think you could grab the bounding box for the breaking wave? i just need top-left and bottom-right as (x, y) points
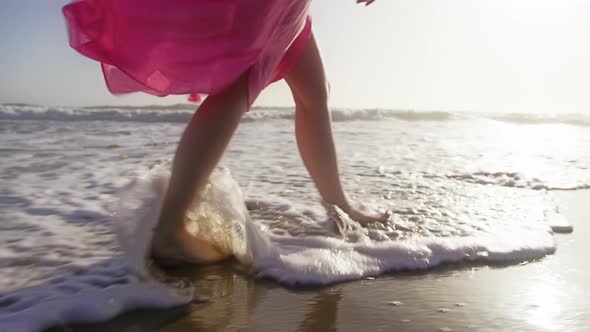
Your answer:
(2, 104), (589, 126)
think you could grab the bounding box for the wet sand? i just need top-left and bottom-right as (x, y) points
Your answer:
(49, 190), (589, 332)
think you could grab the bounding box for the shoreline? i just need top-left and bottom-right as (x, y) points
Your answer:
(47, 189), (589, 331)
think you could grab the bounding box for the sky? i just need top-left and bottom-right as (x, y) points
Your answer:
(0, 0), (589, 114)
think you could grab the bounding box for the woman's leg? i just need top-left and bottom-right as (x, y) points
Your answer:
(152, 73), (249, 264)
(285, 34), (388, 225)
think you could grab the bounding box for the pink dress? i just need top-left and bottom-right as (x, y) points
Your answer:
(63, 0), (312, 108)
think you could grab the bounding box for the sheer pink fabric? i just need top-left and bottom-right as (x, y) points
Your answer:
(63, 0), (312, 108)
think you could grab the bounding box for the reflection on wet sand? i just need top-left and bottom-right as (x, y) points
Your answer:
(45, 261), (265, 332)
(297, 290), (342, 332)
(45, 260), (345, 332)
(164, 263), (269, 331)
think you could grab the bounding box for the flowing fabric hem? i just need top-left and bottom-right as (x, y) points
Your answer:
(63, 1), (312, 111)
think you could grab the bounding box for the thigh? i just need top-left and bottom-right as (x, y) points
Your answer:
(285, 33), (329, 107)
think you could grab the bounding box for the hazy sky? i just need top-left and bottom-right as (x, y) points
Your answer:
(1, 0), (589, 113)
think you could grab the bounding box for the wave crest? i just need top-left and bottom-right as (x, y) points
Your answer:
(2, 104), (589, 126)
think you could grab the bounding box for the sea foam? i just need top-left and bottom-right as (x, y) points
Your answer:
(0, 166), (565, 331)
(1, 105), (584, 331)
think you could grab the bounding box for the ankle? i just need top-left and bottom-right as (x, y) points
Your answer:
(156, 211), (184, 233)
(322, 199), (352, 214)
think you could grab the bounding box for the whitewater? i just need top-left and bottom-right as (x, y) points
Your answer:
(1, 104), (589, 331)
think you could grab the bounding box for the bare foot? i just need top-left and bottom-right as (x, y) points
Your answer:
(346, 208), (390, 226)
(151, 217), (229, 266)
(324, 202), (390, 228)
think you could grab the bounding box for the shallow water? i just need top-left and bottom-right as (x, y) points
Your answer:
(0, 105), (588, 330)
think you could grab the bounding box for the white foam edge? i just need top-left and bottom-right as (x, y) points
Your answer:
(0, 276), (192, 332)
(547, 213), (573, 233)
(254, 227), (556, 285)
(0, 168), (194, 332)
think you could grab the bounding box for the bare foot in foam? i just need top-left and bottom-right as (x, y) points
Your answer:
(149, 176), (230, 267)
(346, 208), (390, 226)
(151, 222), (229, 267)
(325, 203), (390, 233)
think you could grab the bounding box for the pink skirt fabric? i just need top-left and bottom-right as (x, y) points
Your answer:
(63, 0), (312, 108)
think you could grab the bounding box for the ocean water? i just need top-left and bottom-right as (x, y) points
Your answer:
(1, 104), (589, 331)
